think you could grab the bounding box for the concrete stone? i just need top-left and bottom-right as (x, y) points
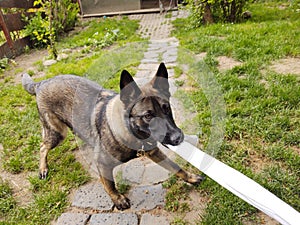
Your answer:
(140, 213), (170, 225)
(134, 70), (153, 78)
(115, 158), (171, 186)
(115, 159), (145, 185)
(149, 42), (169, 48)
(142, 163), (171, 185)
(72, 182), (114, 211)
(163, 47), (178, 56)
(56, 213), (90, 225)
(138, 63), (160, 70)
(57, 53), (69, 61)
(168, 68), (175, 77)
(134, 77), (151, 86)
(89, 213), (138, 225)
(128, 184), (166, 211)
(163, 55), (177, 64)
(141, 58), (159, 63)
(169, 79), (177, 95)
(144, 51), (159, 59)
(43, 59), (57, 66)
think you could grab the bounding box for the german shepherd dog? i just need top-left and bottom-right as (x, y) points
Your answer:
(22, 63), (203, 210)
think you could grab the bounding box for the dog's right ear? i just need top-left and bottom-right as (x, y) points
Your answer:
(120, 70), (142, 107)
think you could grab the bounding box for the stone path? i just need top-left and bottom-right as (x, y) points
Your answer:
(55, 10), (191, 225)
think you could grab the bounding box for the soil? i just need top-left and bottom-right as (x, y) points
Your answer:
(217, 55), (243, 72)
(269, 57), (300, 76)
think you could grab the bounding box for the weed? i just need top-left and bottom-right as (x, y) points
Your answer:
(0, 179), (16, 218)
(173, 66), (183, 78)
(175, 79), (185, 87)
(163, 175), (192, 213)
(115, 171), (131, 195)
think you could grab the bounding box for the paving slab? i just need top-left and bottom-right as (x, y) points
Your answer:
(114, 158), (145, 185)
(140, 213), (170, 225)
(114, 158), (170, 186)
(142, 162), (171, 185)
(138, 63), (160, 70)
(128, 184), (166, 211)
(90, 213), (138, 225)
(72, 182), (114, 211)
(56, 213), (90, 225)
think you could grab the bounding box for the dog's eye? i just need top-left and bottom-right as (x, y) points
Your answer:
(143, 113), (153, 121)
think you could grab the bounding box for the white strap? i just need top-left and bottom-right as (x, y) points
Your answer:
(166, 141), (300, 225)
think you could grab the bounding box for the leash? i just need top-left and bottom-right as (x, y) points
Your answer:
(166, 141), (300, 225)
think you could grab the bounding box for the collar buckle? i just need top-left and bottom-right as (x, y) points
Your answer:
(137, 144), (146, 157)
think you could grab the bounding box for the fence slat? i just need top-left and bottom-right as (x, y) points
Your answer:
(0, 10), (13, 49)
(0, 0), (35, 9)
(2, 12), (34, 32)
(0, 36), (31, 58)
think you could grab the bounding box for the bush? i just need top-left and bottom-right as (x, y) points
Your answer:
(187, 0), (249, 27)
(24, 0), (79, 49)
(24, 11), (50, 48)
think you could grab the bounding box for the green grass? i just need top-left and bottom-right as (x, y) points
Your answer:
(168, 1), (300, 224)
(0, 16), (143, 224)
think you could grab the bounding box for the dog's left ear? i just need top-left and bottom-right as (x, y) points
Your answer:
(150, 63), (170, 97)
(120, 70), (142, 107)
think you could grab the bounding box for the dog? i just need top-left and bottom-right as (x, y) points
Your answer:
(22, 63), (203, 210)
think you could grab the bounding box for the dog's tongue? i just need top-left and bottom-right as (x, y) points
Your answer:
(165, 141), (300, 225)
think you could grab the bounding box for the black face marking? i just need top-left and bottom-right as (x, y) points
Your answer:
(128, 96), (183, 146)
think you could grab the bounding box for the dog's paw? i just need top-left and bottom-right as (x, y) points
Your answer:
(39, 169), (48, 180)
(187, 173), (205, 185)
(114, 195), (131, 210)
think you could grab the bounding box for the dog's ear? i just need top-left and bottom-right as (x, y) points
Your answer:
(120, 70), (142, 107)
(151, 63), (170, 97)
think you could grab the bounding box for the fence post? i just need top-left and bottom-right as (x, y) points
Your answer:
(0, 9), (14, 49)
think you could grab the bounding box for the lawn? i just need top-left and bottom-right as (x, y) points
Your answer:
(0, 1), (299, 224)
(169, 0), (300, 224)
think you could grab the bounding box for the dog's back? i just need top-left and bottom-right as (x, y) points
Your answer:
(22, 74), (116, 142)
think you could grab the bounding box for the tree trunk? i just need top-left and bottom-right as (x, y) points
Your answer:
(203, 3), (214, 24)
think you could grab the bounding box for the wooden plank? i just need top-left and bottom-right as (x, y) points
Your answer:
(81, 7), (177, 17)
(3, 12), (34, 32)
(141, 0), (158, 9)
(0, 42), (14, 58)
(0, 0), (35, 9)
(0, 36), (31, 58)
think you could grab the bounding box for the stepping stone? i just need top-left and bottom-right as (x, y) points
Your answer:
(128, 184), (166, 211)
(56, 213), (90, 225)
(90, 213), (138, 225)
(43, 59), (57, 66)
(140, 213), (169, 225)
(138, 63), (160, 70)
(114, 158), (171, 186)
(72, 182), (114, 211)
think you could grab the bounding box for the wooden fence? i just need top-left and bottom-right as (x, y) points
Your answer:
(0, 0), (35, 58)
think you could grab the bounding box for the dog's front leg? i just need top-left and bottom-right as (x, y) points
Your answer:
(99, 166), (131, 210)
(146, 148), (204, 185)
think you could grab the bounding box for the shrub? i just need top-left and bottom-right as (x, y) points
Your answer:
(187, 0), (249, 27)
(24, 0), (79, 49)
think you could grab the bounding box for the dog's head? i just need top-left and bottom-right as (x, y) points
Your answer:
(120, 63), (184, 146)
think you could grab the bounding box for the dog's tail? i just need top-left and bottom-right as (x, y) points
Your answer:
(22, 73), (37, 95)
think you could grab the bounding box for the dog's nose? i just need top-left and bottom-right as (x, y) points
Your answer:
(170, 131), (184, 145)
